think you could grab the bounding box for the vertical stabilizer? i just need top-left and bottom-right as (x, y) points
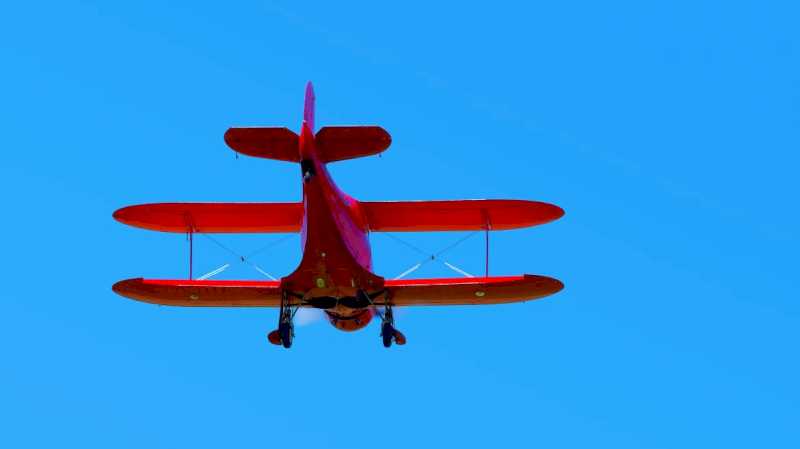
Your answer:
(304, 81), (315, 132)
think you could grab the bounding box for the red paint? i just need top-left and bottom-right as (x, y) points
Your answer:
(112, 82), (565, 335)
(112, 199), (562, 233)
(112, 274), (563, 308)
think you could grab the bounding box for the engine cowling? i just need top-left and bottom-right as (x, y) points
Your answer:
(326, 308), (373, 332)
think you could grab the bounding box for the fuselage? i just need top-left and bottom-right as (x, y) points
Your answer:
(280, 122), (383, 331)
(110, 82), (565, 347)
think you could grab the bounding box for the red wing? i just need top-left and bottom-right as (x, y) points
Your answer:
(113, 202), (303, 233)
(113, 275), (562, 308)
(383, 275), (563, 306)
(361, 199), (564, 232)
(113, 278), (283, 307)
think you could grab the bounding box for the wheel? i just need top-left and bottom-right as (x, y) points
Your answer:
(381, 322), (395, 348)
(279, 321), (293, 348)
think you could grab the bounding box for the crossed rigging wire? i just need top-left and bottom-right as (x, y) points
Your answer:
(367, 140), (481, 280)
(194, 233), (294, 280)
(191, 231), (478, 281)
(382, 231), (479, 279)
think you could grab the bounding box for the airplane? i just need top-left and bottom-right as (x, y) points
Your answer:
(112, 82), (565, 349)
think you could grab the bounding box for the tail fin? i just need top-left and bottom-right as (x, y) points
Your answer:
(304, 81), (315, 132)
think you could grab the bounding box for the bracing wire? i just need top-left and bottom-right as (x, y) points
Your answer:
(196, 233), (293, 280)
(383, 231), (480, 279)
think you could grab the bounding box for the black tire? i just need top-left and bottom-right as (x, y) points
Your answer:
(381, 322), (394, 348)
(279, 322), (293, 349)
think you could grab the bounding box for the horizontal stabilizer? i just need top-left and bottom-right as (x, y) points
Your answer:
(315, 126), (391, 162)
(361, 199), (564, 232)
(384, 274), (563, 306)
(223, 126), (390, 163)
(113, 202), (303, 233)
(113, 278), (283, 307)
(224, 127), (300, 161)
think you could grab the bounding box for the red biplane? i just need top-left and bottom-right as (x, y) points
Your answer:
(112, 83), (564, 348)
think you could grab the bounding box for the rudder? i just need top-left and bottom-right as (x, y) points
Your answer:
(304, 81), (315, 131)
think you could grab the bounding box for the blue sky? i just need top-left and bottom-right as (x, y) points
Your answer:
(1, 1), (798, 447)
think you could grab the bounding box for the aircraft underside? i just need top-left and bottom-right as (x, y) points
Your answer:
(111, 82), (564, 349)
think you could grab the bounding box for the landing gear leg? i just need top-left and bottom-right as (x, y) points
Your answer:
(268, 291), (295, 348)
(380, 304), (406, 348)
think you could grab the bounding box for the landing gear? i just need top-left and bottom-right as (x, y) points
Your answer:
(278, 320), (293, 348)
(379, 305), (406, 348)
(381, 321), (394, 348)
(355, 289), (406, 348)
(268, 291), (295, 349)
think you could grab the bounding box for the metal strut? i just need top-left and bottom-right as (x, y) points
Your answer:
(483, 210), (492, 278)
(485, 227), (489, 278)
(383, 303), (394, 326)
(184, 212), (195, 281)
(188, 229), (194, 280)
(386, 231), (479, 280)
(276, 290), (295, 348)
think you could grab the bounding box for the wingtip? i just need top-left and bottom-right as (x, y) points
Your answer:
(552, 203), (566, 220)
(112, 205), (144, 228)
(533, 200), (566, 224)
(112, 206), (128, 224)
(112, 277), (144, 297)
(522, 274), (565, 295)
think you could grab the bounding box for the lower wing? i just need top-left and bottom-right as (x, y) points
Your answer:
(112, 275), (562, 307)
(112, 278), (283, 307)
(383, 275), (563, 306)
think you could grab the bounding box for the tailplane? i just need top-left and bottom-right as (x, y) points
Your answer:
(224, 82), (391, 162)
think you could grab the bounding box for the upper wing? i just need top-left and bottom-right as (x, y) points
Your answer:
(113, 278), (283, 307)
(361, 199), (564, 232)
(113, 202), (303, 233)
(383, 274), (563, 306)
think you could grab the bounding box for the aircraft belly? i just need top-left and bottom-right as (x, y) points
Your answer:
(281, 177), (383, 294)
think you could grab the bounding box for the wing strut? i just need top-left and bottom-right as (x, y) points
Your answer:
(184, 212), (196, 280)
(188, 229), (194, 280)
(483, 209), (491, 278)
(484, 227), (489, 278)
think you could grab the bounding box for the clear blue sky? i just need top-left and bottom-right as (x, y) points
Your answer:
(1, 1), (798, 447)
